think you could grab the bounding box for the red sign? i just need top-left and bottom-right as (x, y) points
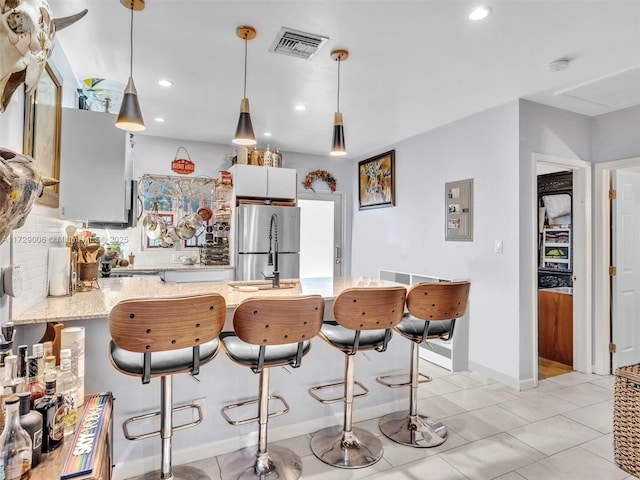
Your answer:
(171, 158), (195, 175)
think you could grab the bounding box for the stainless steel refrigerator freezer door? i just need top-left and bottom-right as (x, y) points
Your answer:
(236, 253), (300, 281)
(236, 205), (300, 253)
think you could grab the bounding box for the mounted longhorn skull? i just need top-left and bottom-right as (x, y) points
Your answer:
(0, 0), (87, 112)
(0, 147), (58, 245)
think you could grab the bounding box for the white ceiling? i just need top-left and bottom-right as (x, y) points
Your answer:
(48, 0), (640, 159)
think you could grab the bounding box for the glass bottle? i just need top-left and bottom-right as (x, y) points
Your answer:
(33, 377), (64, 453)
(16, 346), (27, 386)
(42, 343), (53, 362)
(17, 392), (41, 469)
(30, 345), (43, 385)
(0, 395), (32, 479)
(4, 356), (24, 394)
(57, 350), (77, 437)
(25, 358), (44, 408)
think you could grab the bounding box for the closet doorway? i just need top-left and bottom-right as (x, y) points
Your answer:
(533, 153), (592, 381)
(537, 168), (573, 379)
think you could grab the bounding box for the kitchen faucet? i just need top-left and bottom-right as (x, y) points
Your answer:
(263, 213), (280, 287)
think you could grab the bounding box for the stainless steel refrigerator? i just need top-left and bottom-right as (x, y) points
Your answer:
(235, 205), (300, 281)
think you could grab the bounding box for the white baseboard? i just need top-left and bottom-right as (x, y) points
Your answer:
(468, 361), (532, 391)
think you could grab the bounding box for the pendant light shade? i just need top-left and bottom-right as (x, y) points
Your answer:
(331, 112), (346, 156)
(233, 26), (257, 146)
(116, 0), (145, 131)
(116, 77), (145, 131)
(330, 49), (349, 156)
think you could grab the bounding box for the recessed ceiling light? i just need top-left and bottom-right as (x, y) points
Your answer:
(264, 132), (272, 137)
(547, 59), (571, 72)
(154, 117), (165, 123)
(294, 104), (307, 111)
(158, 79), (173, 87)
(468, 6), (491, 21)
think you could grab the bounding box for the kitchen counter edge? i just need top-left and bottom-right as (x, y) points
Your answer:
(11, 276), (400, 325)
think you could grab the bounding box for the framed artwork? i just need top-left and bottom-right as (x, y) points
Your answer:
(358, 150), (395, 210)
(445, 178), (473, 241)
(23, 62), (62, 208)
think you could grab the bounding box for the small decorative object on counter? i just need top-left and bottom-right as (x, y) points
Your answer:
(26, 357), (45, 407)
(33, 357), (65, 453)
(58, 349), (77, 437)
(17, 392), (42, 468)
(0, 395), (32, 479)
(60, 327), (85, 407)
(128, 253), (135, 267)
(60, 393), (113, 480)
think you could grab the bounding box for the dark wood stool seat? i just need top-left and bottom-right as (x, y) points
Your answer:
(220, 295), (325, 480)
(378, 281), (470, 448)
(108, 293), (226, 480)
(309, 286), (406, 469)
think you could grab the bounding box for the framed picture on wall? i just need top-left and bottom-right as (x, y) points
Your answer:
(23, 61), (62, 208)
(358, 150), (395, 210)
(445, 178), (473, 241)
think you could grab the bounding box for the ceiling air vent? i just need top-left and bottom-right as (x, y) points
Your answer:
(269, 27), (329, 61)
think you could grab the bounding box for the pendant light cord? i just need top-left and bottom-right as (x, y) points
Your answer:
(336, 56), (341, 113)
(129, 3), (134, 77)
(243, 34), (248, 98)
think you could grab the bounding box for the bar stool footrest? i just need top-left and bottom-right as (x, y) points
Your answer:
(123, 403), (203, 441)
(308, 380), (369, 404)
(221, 394), (290, 426)
(376, 372), (431, 388)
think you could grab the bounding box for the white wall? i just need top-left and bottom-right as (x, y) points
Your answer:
(518, 100), (592, 383)
(591, 105), (640, 163)
(350, 101), (522, 385)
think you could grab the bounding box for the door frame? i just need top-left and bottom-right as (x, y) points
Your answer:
(297, 190), (345, 277)
(594, 156), (640, 375)
(532, 153), (592, 379)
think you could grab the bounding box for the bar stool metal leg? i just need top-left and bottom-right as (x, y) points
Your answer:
(221, 368), (302, 479)
(310, 355), (383, 468)
(378, 342), (447, 447)
(161, 375), (173, 479)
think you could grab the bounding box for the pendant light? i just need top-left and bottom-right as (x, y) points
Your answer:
(116, 0), (145, 131)
(233, 26), (257, 146)
(330, 49), (349, 156)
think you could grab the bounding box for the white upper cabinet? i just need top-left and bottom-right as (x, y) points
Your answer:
(230, 164), (297, 200)
(59, 109), (129, 222)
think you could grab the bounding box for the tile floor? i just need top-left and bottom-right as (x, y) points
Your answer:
(128, 362), (639, 480)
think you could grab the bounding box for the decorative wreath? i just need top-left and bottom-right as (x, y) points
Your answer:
(302, 170), (337, 192)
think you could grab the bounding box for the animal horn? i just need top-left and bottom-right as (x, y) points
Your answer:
(53, 9), (88, 31)
(42, 177), (60, 187)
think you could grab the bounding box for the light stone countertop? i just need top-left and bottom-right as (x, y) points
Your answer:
(11, 276), (399, 325)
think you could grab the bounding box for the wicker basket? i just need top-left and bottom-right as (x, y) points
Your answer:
(614, 364), (640, 476)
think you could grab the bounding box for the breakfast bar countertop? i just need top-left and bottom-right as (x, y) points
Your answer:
(11, 276), (397, 324)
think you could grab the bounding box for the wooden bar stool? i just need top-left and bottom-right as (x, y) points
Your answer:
(378, 281), (470, 447)
(219, 295), (325, 480)
(309, 286), (406, 469)
(109, 293), (226, 480)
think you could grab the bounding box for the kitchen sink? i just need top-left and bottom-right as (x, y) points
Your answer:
(228, 280), (299, 291)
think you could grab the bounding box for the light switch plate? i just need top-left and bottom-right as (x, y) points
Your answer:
(494, 240), (503, 253)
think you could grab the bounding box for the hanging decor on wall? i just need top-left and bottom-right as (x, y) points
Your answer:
(170, 146), (195, 175)
(302, 170), (337, 192)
